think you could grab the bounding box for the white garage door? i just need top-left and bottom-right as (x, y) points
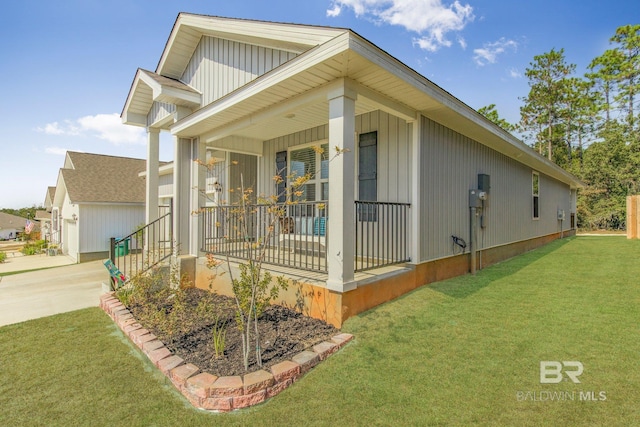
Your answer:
(64, 219), (78, 262)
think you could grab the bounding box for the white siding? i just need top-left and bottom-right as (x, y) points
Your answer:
(60, 193), (79, 258)
(147, 101), (175, 127)
(182, 36), (298, 106)
(419, 116), (573, 262)
(65, 219), (78, 261)
(158, 174), (174, 198)
(78, 204), (145, 253)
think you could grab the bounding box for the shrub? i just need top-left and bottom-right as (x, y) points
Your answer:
(21, 240), (47, 256)
(0, 251), (6, 263)
(115, 267), (221, 344)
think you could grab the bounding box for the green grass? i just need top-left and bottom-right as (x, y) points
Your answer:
(1, 236), (638, 426)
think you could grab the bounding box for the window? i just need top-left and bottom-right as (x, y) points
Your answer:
(532, 172), (540, 219)
(358, 131), (378, 221)
(288, 142), (329, 202)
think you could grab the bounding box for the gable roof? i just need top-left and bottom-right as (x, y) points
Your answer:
(122, 14), (346, 128)
(157, 13), (347, 80)
(43, 186), (56, 210)
(123, 13), (583, 190)
(54, 152), (147, 205)
(0, 212), (27, 231)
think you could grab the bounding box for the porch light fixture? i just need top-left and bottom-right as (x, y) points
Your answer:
(72, 214), (78, 221)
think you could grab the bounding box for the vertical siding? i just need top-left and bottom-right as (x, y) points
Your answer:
(259, 110), (411, 202)
(147, 101), (176, 127)
(79, 204), (145, 253)
(158, 174), (174, 198)
(419, 116), (573, 262)
(182, 36), (298, 105)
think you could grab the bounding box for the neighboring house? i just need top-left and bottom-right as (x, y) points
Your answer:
(45, 152), (147, 262)
(0, 212), (27, 240)
(42, 186), (57, 242)
(34, 209), (50, 240)
(122, 14), (583, 327)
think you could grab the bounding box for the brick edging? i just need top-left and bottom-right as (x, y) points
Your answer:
(99, 292), (353, 412)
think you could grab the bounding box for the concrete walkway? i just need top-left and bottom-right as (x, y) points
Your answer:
(0, 252), (76, 274)
(0, 257), (109, 327)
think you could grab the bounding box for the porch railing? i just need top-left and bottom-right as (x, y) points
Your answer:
(202, 200), (410, 274)
(110, 205), (173, 283)
(355, 201), (411, 272)
(202, 201), (328, 273)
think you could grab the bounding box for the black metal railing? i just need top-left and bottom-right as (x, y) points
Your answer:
(355, 201), (411, 272)
(110, 205), (173, 283)
(202, 201), (328, 273)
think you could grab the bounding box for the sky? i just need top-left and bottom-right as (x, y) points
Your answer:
(0, 0), (636, 209)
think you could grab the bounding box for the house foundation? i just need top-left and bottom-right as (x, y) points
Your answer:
(195, 231), (574, 328)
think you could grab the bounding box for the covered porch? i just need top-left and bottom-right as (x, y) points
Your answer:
(126, 29), (431, 297)
(170, 75), (420, 293)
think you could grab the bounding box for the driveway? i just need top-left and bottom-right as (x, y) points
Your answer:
(0, 258), (109, 327)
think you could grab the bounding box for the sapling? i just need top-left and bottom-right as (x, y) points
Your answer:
(199, 145), (346, 371)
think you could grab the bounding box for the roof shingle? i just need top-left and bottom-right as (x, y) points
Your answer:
(62, 152), (147, 204)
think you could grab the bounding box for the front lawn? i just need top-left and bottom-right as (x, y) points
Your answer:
(1, 236), (638, 426)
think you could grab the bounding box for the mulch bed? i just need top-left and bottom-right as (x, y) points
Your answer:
(127, 288), (338, 376)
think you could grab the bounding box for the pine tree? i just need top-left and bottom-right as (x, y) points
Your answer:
(520, 49), (576, 162)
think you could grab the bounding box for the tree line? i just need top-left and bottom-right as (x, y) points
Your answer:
(0, 206), (45, 220)
(480, 24), (639, 230)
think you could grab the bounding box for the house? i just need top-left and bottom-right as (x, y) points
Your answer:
(44, 151), (147, 262)
(121, 13), (583, 327)
(0, 212), (29, 240)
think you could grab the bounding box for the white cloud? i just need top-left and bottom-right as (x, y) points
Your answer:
(508, 67), (522, 78)
(326, 4), (342, 17)
(457, 36), (467, 50)
(327, 0), (474, 52)
(39, 120), (80, 136)
(473, 37), (518, 66)
(37, 113), (145, 145)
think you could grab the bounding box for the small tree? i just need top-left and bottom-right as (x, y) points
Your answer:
(198, 145), (345, 371)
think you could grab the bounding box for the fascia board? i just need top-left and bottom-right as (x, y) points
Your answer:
(171, 32), (352, 136)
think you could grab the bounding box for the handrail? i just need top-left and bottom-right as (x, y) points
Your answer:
(355, 201), (411, 272)
(109, 205), (173, 285)
(202, 201), (328, 273)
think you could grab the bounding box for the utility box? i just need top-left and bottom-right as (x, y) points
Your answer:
(478, 174), (490, 194)
(469, 189), (485, 208)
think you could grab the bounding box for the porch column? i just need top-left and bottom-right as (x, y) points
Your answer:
(189, 138), (206, 255)
(326, 83), (357, 292)
(145, 128), (160, 225)
(410, 113), (422, 264)
(172, 107), (192, 256)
